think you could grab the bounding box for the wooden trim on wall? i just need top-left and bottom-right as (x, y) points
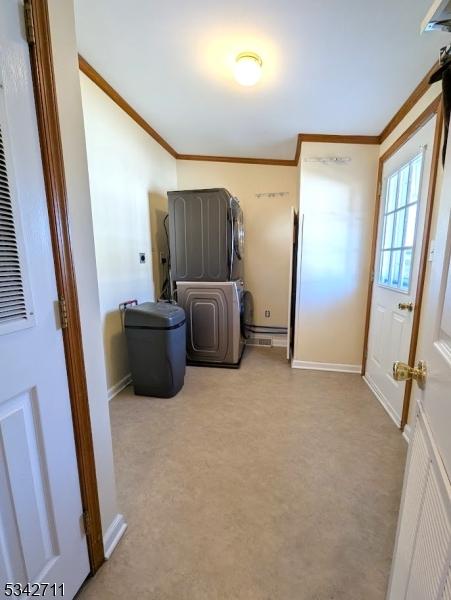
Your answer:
(293, 134), (302, 165)
(175, 133), (380, 166)
(79, 55), (178, 158)
(78, 55), (439, 166)
(360, 96), (443, 431)
(379, 61), (440, 144)
(27, 0), (104, 573)
(298, 133), (380, 145)
(400, 101), (443, 429)
(175, 153), (297, 166)
(78, 55), (382, 166)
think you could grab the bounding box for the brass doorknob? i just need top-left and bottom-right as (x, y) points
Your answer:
(398, 302), (414, 311)
(393, 360), (427, 389)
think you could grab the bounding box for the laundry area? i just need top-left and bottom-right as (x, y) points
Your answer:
(2, 0), (451, 598)
(71, 0), (451, 592)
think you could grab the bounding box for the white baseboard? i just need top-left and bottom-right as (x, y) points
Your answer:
(103, 513), (127, 559)
(108, 373), (132, 401)
(291, 360), (361, 373)
(402, 424), (412, 443)
(363, 375), (402, 428)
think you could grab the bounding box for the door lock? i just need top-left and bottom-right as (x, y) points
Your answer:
(392, 360), (427, 389)
(398, 302), (414, 311)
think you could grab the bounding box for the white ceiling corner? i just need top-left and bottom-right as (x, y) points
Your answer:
(74, 0), (450, 159)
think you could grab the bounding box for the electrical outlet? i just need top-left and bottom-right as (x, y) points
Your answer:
(265, 310), (271, 318)
(139, 252), (146, 264)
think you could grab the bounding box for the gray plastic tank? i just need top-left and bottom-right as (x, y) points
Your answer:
(124, 302), (186, 398)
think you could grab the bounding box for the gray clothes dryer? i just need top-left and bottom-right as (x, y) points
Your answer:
(176, 280), (245, 366)
(168, 188), (244, 282)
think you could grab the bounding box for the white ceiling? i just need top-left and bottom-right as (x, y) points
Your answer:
(74, 0), (450, 159)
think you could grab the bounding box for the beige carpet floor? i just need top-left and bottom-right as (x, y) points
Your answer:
(78, 347), (407, 600)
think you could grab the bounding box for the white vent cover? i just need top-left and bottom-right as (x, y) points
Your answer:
(0, 94), (33, 335)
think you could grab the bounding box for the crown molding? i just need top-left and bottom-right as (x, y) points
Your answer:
(79, 54), (439, 166)
(298, 134), (380, 145)
(175, 153), (297, 166)
(78, 55), (178, 158)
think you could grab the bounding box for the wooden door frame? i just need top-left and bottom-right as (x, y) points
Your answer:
(25, 0), (104, 573)
(361, 95), (443, 431)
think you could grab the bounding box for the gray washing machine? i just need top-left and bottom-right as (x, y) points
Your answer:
(176, 280), (245, 366)
(168, 188), (244, 282)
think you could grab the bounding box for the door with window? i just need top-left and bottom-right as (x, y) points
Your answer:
(0, 1), (90, 597)
(365, 116), (436, 426)
(387, 121), (451, 600)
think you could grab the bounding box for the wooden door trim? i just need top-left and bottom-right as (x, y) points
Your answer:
(361, 95), (443, 431)
(26, 0), (104, 573)
(400, 102), (443, 429)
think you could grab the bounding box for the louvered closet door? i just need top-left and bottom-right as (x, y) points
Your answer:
(387, 411), (451, 599)
(0, 2), (89, 598)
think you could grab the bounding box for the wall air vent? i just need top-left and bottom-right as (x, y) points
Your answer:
(0, 91), (33, 335)
(246, 337), (272, 347)
(422, 0), (451, 32)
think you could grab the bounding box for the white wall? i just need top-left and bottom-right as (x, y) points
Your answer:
(79, 74), (177, 394)
(380, 83), (442, 155)
(293, 143), (379, 370)
(176, 161), (299, 327)
(47, 0), (122, 552)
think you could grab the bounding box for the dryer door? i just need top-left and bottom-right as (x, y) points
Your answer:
(231, 199), (244, 279)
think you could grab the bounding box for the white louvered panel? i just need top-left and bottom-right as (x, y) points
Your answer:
(442, 567), (451, 600)
(388, 419), (431, 599)
(405, 461), (450, 599)
(0, 93), (33, 335)
(388, 409), (451, 600)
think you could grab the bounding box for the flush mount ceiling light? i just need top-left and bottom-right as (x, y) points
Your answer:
(234, 52), (263, 86)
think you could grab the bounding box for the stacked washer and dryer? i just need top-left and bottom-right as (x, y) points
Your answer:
(167, 188), (248, 367)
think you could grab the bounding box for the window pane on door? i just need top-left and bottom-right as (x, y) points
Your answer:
(377, 150), (424, 292)
(405, 204), (418, 247)
(400, 249), (412, 291)
(387, 174), (398, 213)
(380, 250), (391, 285)
(397, 164), (410, 208)
(393, 208), (406, 248)
(408, 155), (422, 205)
(383, 213), (395, 249)
(390, 250), (402, 286)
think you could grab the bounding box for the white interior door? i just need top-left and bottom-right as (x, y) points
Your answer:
(387, 122), (451, 600)
(365, 116), (436, 426)
(0, 2), (90, 598)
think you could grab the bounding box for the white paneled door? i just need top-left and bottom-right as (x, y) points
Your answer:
(365, 116), (436, 426)
(0, 2), (89, 598)
(387, 127), (451, 599)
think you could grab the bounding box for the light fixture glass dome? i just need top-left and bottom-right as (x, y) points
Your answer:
(234, 52), (262, 86)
